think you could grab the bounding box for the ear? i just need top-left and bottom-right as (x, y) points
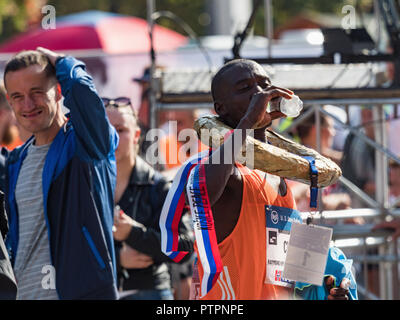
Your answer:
(55, 83), (62, 101)
(214, 101), (228, 117)
(134, 127), (141, 145)
(5, 93), (14, 109)
(309, 126), (320, 143)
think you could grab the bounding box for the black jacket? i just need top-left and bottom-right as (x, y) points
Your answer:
(0, 190), (17, 299)
(115, 156), (194, 291)
(0, 150), (17, 299)
(0, 147), (7, 194)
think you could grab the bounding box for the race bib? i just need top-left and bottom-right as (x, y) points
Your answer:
(265, 205), (302, 288)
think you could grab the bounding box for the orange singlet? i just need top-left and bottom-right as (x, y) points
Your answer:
(194, 163), (297, 300)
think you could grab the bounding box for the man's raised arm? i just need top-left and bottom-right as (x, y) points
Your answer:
(202, 88), (290, 206)
(37, 47), (117, 160)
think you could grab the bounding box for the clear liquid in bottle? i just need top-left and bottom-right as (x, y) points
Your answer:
(279, 95), (303, 117)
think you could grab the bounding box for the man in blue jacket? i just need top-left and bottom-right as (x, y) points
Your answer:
(2, 47), (119, 299)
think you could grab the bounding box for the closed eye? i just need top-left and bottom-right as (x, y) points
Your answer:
(32, 90), (44, 94)
(238, 84), (251, 91)
(10, 94), (23, 101)
(236, 81), (253, 92)
(259, 80), (271, 89)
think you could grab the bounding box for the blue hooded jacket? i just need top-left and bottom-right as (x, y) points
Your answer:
(5, 56), (119, 299)
(294, 246), (358, 300)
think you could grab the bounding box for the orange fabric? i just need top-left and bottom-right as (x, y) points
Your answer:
(1, 136), (23, 151)
(195, 164), (296, 300)
(159, 135), (208, 169)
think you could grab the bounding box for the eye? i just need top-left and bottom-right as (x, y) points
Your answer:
(11, 94), (23, 101)
(237, 83), (252, 91)
(116, 127), (130, 134)
(31, 90), (44, 96)
(260, 81), (271, 89)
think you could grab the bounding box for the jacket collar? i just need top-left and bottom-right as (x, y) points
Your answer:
(129, 156), (156, 186)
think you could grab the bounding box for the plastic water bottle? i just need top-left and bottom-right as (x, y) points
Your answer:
(279, 95), (303, 117)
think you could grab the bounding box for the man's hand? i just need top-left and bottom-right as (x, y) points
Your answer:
(119, 243), (154, 269)
(242, 86), (293, 129)
(36, 47), (64, 66)
(372, 219), (400, 240)
(325, 276), (350, 300)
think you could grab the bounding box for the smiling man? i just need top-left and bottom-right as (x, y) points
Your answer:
(2, 48), (119, 299)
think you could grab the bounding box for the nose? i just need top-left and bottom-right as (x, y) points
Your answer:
(22, 96), (36, 111)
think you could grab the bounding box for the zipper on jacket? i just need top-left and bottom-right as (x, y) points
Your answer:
(82, 226), (106, 269)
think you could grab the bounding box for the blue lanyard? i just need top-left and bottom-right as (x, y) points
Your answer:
(303, 156), (318, 224)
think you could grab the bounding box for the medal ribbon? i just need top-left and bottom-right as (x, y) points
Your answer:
(186, 161), (223, 297)
(160, 150), (223, 297)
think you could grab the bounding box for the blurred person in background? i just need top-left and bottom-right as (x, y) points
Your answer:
(0, 84), (10, 192)
(389, 157), (400, 207)
(372, 157), (400, 248)
(158, 109), (208, 179)
(133, 66), (151, 131)
(0, 190), (17, 299)
(0, 84), (17, 296)
(0, 88), (21, 300)
(132, 67), (198, 299)
(0, 83), (25, 151)
(105, 97), (194, 300)
(342, 107), (391, 297)
(288, 108), (353, 214)
(133, 66), (164, 158)
(341, 107), (377, 205)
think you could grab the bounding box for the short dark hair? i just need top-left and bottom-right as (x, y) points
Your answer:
(3, 50), (56, 87)
(211, 59), (264, 103)
(296, 111), (329, 140)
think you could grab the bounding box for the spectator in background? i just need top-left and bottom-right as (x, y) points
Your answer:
(0, 190), (17, 299)
(289, 109), (352, 213)
(380, 45), (400, 157)
(105, 97), (194, 300)
(0, 84), (10, 192)
(133, 67), (197, 299)
(158, 109), (208, 179)
(389, 157), (400, 207)
(0, 82), (17, 296)
(388, 105), (400, 157)
(294, 107), (342, 165)
(0, 148), (6, 194)
(133, 66), (152, 131)
(372, 157), (400, 241)
(0, 83), (25, 150)
(341, 107), (376, 204)
(133, 66), (164, 158)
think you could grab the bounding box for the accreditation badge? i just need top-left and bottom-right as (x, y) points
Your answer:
(265, 205), (302, 288)
(283, 222), (332, 286)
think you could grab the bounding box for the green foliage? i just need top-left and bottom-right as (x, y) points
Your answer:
(0, 0), (28, 42)
(45, 0), (206, 36)
(252, 0), (347, 35)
